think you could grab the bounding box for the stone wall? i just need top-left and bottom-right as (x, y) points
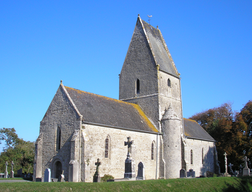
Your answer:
(82, 123), (159, 182)
(158, 71), (182, 120)
(38, 85), (81, 181)
(184, 138), (215, 177)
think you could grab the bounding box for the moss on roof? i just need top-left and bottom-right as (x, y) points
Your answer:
(65, 86), (158, 133)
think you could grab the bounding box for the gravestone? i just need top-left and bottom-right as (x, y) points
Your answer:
(4, 161), (8, 178)
(136, 162), (145, 180)
(243, 156), (250, 176)
(10, 161), (14, 178)
(187, 169), (195, 177)
(93, 159), (101, 182)
(44, 168), (51, 182)
(17, 168), (22, 177)
(180, 169), (186, 178)
(124, 137), (136, 179)
(228, 163), (234, 175)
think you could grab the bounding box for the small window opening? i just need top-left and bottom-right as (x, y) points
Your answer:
(202, 148), (204, 164)
(190, 149), (193, 164)
(56, 126), (61, 151)
(151, 142), (154, 160)
(105, 137), (109, 158)
(136, 79), (140, 94)
(168, 79), (171, 87)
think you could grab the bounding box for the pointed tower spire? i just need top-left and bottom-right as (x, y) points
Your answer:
(162, 105), (179, 121)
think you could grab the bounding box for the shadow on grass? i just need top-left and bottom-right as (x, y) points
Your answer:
(223, 177), (252, 192)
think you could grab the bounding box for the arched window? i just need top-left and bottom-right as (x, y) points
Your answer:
(56, 126), (61, 151)
(105, 135), (110, 158)
(190, 149), (193, 164)
(168, 78), (171, 87)
(151, 141), (155, 160)
(202, 148), (204, 164)
(136, 79), (140, 94)
(105, 138), (109, 158)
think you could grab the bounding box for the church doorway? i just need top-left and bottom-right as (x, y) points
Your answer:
(54, 161), (62, 179)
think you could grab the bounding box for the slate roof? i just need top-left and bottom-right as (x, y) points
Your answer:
(140, 17), (179, 77)
(184, 118), (215, 142)
(64, 86), (158, 134)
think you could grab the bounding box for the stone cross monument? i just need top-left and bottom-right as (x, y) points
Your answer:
(60, 170), (65, 182)
(243, 156), (250, 176)
(224, 152), (227, 174)
(124, 137), (135, 179)
(223, 152), (230, 177)
(93, 158), (101, 182)
(11, 161), (14, 178)
(4, 161), (8, 178)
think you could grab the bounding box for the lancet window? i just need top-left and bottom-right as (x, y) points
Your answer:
(151, 141), (155, 160)
(136, 79), (140, 94)
(56, 126), (61, 151)
(202, 148), (204, 164)
(168, 78), (171, 87)
(105, 135), (110, 158)
(190, 149), (193, 164)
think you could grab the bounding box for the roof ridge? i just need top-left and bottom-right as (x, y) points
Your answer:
(61, 84), (83, 119)
(64, 86), (141, 108)
(138, 16), (159, 68)
(183, 118), (197, 123)
(157, 28), (180, 76)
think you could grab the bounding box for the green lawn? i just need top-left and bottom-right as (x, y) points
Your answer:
(0, 177), (24, 180)
(0, 177), (252, 192)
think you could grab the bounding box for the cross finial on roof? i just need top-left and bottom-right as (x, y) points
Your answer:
(147, 15), (152, 24)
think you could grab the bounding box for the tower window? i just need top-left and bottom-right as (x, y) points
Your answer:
(56, 126), (61, 151)
(136, 79), (140, 94)
(168, 79), (171, 87)
(190, 149), (193, 164)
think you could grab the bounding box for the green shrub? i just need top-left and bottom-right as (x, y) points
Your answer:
(101, 174), (114, 182)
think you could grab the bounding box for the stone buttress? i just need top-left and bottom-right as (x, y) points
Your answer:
(33, 133), (43, 181)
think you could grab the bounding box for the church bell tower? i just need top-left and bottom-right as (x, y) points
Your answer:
(119, 15), (183, 178)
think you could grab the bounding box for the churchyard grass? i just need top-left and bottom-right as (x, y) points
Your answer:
(0, 177), (23, 180)
(0, 176), (252, 192)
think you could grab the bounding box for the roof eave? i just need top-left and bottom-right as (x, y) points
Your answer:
(82, 121), (159, 135)
(185, 135), (216, 142)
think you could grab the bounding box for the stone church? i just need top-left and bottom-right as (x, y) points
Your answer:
(33, 15), (219, 182)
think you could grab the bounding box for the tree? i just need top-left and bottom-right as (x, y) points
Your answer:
(190, 103), (238, 172)
(190, 101), (252, 172)
(0, 128), (35, 174)
(0, 127), (22, 150)
(234, 101), (252, 164)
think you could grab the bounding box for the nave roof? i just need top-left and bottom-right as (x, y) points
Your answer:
(64, 85), (158, 134)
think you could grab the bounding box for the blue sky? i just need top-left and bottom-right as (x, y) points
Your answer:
(1, 1), (251, 149)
